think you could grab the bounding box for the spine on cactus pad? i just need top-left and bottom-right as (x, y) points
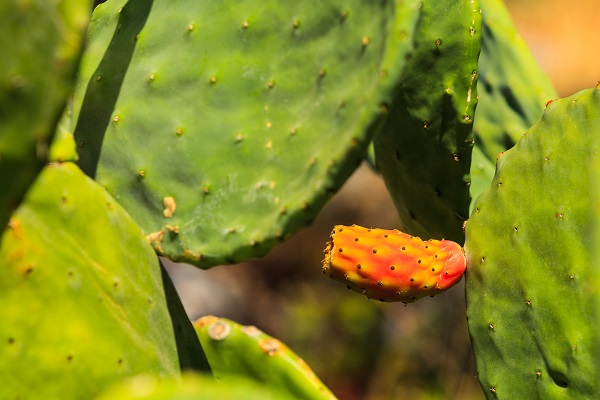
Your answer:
(322, 225), (466, 303)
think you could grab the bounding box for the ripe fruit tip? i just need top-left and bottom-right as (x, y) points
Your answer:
(441, 243), (467, 283)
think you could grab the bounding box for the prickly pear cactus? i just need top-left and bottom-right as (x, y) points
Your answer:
(374, 0), (481, 243)
(474, 0), (558, 164)
(194, 316), (336, 400)
(0, 163), (179, 399)
(465, 87), (600, 398)
(71, 0), (420, 267)
(322, 225), (466, 303)
(95, 373), (290, 400)
(0, 0), (90, 233)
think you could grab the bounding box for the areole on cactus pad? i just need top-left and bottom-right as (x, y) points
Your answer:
(322, 224), (466, 303)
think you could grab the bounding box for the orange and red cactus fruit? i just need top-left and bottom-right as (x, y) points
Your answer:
(322, 225), (466, 303)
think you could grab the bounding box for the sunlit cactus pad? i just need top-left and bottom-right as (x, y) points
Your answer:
(465, 87), (600, 398)
(95, 373), (290, 400)
(0, 163), (179, 399)
(72, 0), (419, 267)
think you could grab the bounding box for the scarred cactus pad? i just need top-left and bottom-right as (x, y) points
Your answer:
(194, 316), (335, 400)
(322, 225), (466, 303)
(71, 0), (419, 268)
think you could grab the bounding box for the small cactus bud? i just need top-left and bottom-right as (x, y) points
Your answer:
(322, 225), (466, 303)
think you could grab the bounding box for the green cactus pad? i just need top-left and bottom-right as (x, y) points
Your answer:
(470, 0), (558, 208)
(0, 0), (90, 234)
(374, 0), (481, 243)
(0, 162), (179, 399)
(194, 316), (336, 400)
(95, 373), (291, 400)
(465, 87), (600, 398)
(469, 144), (495, 214)
(473, 0), (558, 164)
(71, 0), (419, 267)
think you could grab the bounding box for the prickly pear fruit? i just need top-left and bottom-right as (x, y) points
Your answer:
(322, 225), (466, 303)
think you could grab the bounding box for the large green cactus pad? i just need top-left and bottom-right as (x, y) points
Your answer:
(374, 0), (481, 243)
(465, 87), (600, 398)
(473, 0), (557, 164)
(0, 163), (179, 399)
(72, 0), (418, 267)
(0, 0), (90, 234)
(95, 373), (291, 400)
(194, 316), (336, 400)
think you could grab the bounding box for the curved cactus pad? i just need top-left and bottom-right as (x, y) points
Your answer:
(0, 0), (90, 234)
(322, 224), (466, 303)
(0, 163), (179, 399)
(469, 0), (558, 208)
(374, 0), (481, 243)
(194, 316), (336, 400)
(474, 0), (557, 164)
(71, 0), (419, 267)
(465, 87), (600, 398)
(95, 373), (290, 400)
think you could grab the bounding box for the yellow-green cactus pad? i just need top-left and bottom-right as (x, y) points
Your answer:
(0, 162), (179, 399)
(95, 373), (292, 400)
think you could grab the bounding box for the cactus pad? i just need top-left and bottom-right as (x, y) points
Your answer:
(469, 0), (558, 209)
(374, 0), (481, 242)
(0, 163), (179, 399)
(322, 224), (466, 303)
(474, 0), (558, 164)
(194, 316), (336, 400)
(71, 0), (419, 267)
(0, 0), (90, 233)
(465, 87), (600, 398)
(95, 373), (290, 400)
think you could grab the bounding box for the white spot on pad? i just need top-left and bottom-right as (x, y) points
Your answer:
(242, 325), (262, 337)
(208, 321), (231, 340)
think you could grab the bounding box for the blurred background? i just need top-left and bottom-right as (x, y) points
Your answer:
(164, 1), (600, 399)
